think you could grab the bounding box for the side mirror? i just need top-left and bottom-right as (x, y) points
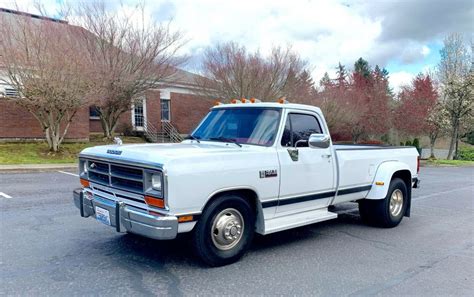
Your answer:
(308, 134), (330, 149)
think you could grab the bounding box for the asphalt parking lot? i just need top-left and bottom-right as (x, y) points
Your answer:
(0, 166), (473, 296)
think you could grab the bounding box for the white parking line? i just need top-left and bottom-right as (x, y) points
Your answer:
(57, 170), (79, 177)
(413, 185), (474, 201)
(0, 192), (12, 199)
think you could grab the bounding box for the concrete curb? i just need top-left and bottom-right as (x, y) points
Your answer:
(0, 163), (77, 173)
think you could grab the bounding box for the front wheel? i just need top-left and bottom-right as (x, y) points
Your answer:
(359, 178), (408, 228)
(192, 194), (255, 266)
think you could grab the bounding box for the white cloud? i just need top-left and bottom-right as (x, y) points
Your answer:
(422, 45), (430, 56)
(389, 71), (414, 94)
(1, 0), (459, 91)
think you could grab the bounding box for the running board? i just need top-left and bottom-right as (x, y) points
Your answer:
(263, 209), (338, 235)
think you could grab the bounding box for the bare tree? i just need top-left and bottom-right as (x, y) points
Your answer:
(195, 42), (308, 102)
(74, 1), (186, 138)
(437, 34), (473, 159)
(0, 9), (93, 151)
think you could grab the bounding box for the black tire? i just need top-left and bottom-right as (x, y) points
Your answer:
(192, 194), (255, 266)
(359, 178), (408, 228)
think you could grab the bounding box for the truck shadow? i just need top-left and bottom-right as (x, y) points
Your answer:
(94, 205), (369, 268)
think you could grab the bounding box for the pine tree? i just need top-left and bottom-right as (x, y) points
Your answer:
(354, 57), (371, 79)
(336, 62), (347, 88)
(319, 72), (333, 89)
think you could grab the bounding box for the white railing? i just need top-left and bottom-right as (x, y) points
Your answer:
(143, 119), (183, 143)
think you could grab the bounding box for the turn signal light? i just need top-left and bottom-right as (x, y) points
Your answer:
(80, 178), (90, 188)
(178, 215), (194, 223)
(144, 196), (165, 209)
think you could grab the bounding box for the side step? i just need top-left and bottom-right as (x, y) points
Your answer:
(263, 208), (337, 235)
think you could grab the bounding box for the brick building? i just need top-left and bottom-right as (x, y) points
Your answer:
(0, 8), (214, 142)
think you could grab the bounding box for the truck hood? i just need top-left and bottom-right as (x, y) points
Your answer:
(79, 141), (250, 168)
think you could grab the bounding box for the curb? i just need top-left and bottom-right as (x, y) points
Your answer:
(0, 163), (77, 173)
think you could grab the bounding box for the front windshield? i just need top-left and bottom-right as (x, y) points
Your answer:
(192, 108), (281, 146)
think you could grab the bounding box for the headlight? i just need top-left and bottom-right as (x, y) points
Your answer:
(79, 160), (88, 176)
(151, 172), (162, 191)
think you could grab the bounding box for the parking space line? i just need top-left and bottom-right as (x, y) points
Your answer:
(413, 185), (474, 201)
(0, 192), (12, 199)
(58, 170), (79, 177)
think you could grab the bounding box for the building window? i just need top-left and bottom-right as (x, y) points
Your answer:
(134, 101), (144, 127)
(161, 99), (170, 121)
(89, 106), (100, 119)
(4, 87), (19, 97)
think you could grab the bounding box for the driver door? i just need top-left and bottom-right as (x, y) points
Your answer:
(276, 111), (336, 215)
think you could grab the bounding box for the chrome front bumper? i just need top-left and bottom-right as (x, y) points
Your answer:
(73, 188), (178, 240)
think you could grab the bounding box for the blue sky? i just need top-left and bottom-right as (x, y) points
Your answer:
(1, 0), (472, 92)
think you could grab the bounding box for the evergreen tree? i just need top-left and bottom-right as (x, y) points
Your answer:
(336, 62), (347, 88)
(354, 57), (371, 79)
(319, 72), (333, 89)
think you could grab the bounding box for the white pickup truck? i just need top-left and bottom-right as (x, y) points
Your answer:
(74, 101), (420, 266)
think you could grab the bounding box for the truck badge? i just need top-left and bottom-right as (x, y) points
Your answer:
(259, 169), (277, 178)
(107, 149), (122, 155)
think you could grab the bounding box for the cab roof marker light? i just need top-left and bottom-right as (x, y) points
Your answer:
(214, 100), (222, 106)
(277, 97), (289, 104)
(231, 99), (241, 104)
(250, 98), (261, 103)
(241, 98), (251, 103)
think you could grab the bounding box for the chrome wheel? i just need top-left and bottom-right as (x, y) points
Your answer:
(390, 189), (403, 217)
(211, 208), (244, 251)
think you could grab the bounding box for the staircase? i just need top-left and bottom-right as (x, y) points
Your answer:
(143, 120), (183, 143)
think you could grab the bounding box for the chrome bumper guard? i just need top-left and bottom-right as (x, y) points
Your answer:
(73, 188), (178, 240)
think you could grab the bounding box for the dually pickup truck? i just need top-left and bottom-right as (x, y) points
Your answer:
(74, 100), (420, 266)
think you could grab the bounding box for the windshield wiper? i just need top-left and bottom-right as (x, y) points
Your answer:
(185, 134), (201, 143)
(209, 137), (242, 147)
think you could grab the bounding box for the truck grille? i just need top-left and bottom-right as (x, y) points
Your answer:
(86, 160), (145, 194)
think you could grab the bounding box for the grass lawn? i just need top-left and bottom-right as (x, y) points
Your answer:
(423, 159), (474, 167)
(0, 135), (146, 165)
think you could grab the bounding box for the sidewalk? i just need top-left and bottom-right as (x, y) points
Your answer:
(0, 163), (77, 172)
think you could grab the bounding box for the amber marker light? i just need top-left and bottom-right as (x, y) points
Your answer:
(214, 100), (222, 106)
(277, 97), (288, 104)
(144, 196), (165, 209)
(250, 97), (261, 103)
(375, 181), (385, 186)
(80, 178), (90, 188)
(178, 215), (194, 223)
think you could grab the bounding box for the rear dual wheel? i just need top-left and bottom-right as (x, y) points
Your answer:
(192, 194), (255, 266)
(359, 178), (407, 228)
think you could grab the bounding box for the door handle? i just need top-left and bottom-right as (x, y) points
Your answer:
(322, 154), (332, 158)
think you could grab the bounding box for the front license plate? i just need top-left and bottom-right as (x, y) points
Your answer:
(95, 206), (111, 226)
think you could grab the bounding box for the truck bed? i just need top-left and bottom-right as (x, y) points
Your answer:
(332, 144), (419, 204)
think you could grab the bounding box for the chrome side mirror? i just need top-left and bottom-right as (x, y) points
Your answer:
(308, 134), (330, 149)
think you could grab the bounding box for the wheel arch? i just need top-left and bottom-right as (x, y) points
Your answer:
(202, 187), (264, 234)
(366, 161), (412, 201)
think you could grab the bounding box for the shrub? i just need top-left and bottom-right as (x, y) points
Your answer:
(465, 131), (474, 145)
(405, 140), (412, 146)
(458, 147), (474, 161)
(412, 138), (421, 154)
(117, 123), (135, 136)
